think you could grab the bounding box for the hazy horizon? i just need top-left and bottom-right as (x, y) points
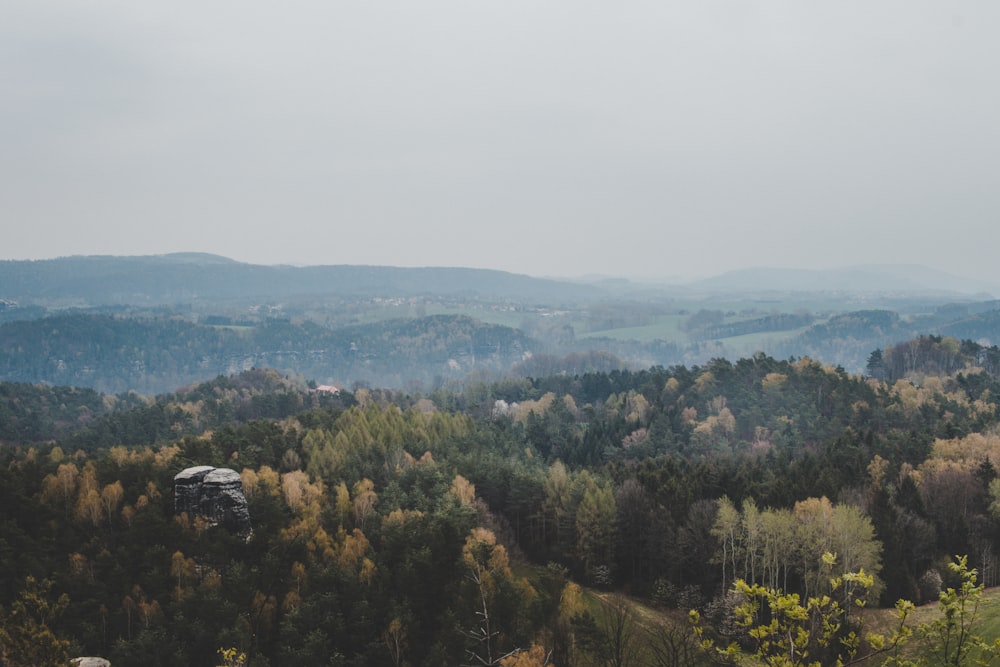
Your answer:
(5, 3), (999, 286)
(5, 251), (998, 297)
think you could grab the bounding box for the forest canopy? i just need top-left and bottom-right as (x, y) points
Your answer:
(2, 336), (1000, 665)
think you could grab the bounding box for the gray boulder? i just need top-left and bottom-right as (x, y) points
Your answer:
(71, 659), (111, 667)
(174, 466), (252, 536)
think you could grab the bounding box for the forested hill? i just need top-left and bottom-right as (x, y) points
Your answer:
(0, 368), (334, 448)
(0, 254), (598, 306)
(0, 313), (543, 394)
(5, 307), (1000, 395)
(5, 255), (1000, 389)
(4, 343), (1000, 665)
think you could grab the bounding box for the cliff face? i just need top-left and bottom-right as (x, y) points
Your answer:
(173, 466), (251, 537)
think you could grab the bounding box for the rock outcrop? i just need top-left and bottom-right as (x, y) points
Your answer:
(72, 659), (111, 667)
(174, 465), (216, 516)
(173, 466), (252, 537)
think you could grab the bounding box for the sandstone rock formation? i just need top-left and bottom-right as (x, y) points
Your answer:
(174, 466), (252, 536)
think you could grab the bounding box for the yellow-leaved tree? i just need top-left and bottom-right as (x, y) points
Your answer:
(0, 576), (71, 667)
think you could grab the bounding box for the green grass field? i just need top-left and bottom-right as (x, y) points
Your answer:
(576, 314), (689, 343)
(576, 315), (820, 352)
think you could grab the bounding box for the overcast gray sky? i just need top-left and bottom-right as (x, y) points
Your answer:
(3, 2), (998, 284)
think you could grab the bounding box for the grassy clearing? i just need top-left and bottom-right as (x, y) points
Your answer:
(575, 588), (711, 666)
(800, 586), (1000, 665)
(567, 584), (1000, 666)
(576, 318), (688, 343)
(710, 324), (819, 358)
(577, 314), (821, 346)
(977, 589), (1000, 644)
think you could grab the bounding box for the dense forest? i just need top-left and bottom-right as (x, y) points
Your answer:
(0, 314), (538, 395)
(5, 307), (1000, 397)
(4, 336), (1000, 665)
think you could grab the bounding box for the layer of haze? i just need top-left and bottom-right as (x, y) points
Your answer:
(4, 2), (999, 284)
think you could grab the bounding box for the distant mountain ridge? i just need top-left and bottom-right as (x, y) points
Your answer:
(686, 265), (996, 297)
(0, 254), (598, 306)
(3, 255), (993, 307)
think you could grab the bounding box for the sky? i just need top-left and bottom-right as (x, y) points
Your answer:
(3, 2), (999, 285)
